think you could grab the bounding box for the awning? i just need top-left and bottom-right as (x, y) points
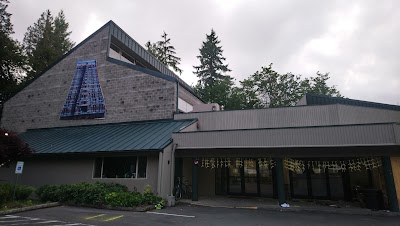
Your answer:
(20, 119), (196, 154)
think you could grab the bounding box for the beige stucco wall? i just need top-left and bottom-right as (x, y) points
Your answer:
(0, 154), (159, 193)
(1, 25), (177, 133)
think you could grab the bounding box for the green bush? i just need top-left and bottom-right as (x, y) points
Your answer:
(105, 192), (141, 207)
(15, 185), (35, 200)
(0, 183), (13, 203)
(36, 182), (130, 206)
(36, 185), (60, 202)
(36, 182), (162, 208)
(0, 183), (35, 203)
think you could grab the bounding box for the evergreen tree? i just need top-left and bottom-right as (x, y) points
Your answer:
(0, 0), (26, 120)
(145, 31), (183, 74)
(193, 29), (234, 107)
(145, 41), (159, 59)
(23, 9), (74, 79)
(53, 11), (74, 57)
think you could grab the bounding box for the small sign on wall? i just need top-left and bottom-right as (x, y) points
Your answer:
(15, 161), (24, 174)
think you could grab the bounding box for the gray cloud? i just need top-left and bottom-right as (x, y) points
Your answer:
(8, 0), (400, 105)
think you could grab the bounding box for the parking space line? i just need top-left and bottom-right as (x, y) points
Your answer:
(146, 211), (195, 218)
(0, 215), (95, 226)
(103, 215), (124, 222)
(51, 224), (88, 226)
(5, 220), (60, 226)
(84, 214), (105, 220)
(0, 215), (20, 219)
(0, 219), (40, 223)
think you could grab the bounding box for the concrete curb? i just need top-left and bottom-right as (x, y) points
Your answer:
(179, 201), (400, 217)
(0, 202), (61, 215)
(66, 203), (155, 212)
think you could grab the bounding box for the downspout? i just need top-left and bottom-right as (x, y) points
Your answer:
(170, 143), (178, 196)
(157, 151), (163, 196)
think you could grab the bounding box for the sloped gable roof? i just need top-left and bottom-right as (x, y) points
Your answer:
(20, 119), (197, 154)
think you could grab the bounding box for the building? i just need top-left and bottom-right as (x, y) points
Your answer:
(1, 21), (399, 211)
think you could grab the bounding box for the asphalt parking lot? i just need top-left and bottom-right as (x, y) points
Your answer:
(1, 204), (400, 226)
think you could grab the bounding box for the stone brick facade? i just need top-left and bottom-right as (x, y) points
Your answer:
(1, 25), (179, 133)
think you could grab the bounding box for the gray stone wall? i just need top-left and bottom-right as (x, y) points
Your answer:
(1, 25), (177, 133)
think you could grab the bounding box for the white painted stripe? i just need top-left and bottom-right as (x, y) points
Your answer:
(49, 224), (84, 226)
(0, 219), (35, 223)
(0, 215), (20, 219)
(34, 220), (61, 224)
(4, 220), (55, 226)
(146, 211), (195, 218)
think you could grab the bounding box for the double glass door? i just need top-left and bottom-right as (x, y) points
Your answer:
(216, 159), (274, 197)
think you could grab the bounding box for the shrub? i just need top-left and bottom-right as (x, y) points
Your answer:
(143, 185), (152, 195)
(36, 182), (129, 205)
(0, 183), (35, 203)
(15, 185), (35, 200)
(105, 192), (142, 207)
(36, 182), (161, 208)
(0, 183), (13, 203)
(36, 185), (60, 202)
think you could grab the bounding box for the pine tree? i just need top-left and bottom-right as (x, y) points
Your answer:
(53, 11), (74, 57)
(145, 31), (183, 74)
(23, 9), (74, 79)
(193, 29), (234, 106)
(0, 0), (26, 120)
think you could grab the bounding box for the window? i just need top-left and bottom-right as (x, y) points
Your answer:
(178, 97), (193, 113)
(93, 156), (147, 179)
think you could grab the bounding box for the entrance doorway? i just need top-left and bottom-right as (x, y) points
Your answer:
(215, 159), (275, 197)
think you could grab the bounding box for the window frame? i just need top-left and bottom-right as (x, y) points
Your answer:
(92, 156), (148, 179)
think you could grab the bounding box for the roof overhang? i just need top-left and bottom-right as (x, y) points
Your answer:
(172, 123), (400, 156)
(20, 119), (197, 154)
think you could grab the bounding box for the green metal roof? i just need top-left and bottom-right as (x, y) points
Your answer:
(20, 119), (196, 154)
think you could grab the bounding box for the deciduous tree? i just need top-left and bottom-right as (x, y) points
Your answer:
(0, 129), (32, 167)
(240, 63), (342, 108)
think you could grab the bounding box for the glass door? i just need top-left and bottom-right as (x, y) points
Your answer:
(244, 159), (258, 194)
(228, 165), (242, 194)
(259, 165), (274, 197)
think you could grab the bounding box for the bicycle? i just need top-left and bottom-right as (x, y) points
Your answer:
(174, 177), (192, 200)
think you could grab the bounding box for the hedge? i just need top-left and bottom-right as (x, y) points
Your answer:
(36, 182), (162, 207)
(0, 183), (35, 205)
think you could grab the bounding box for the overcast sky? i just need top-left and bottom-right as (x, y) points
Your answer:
(8, 0), (400, 105)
